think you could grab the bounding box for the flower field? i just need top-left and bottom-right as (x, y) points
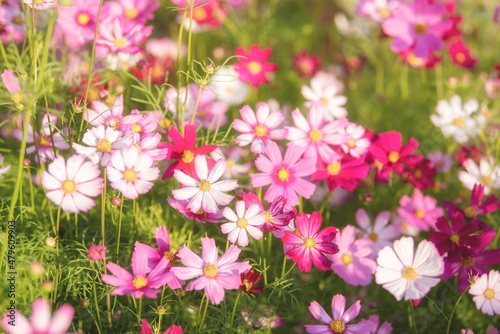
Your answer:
(0, 0), (499, 333)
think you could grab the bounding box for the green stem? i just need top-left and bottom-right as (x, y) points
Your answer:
(229, 292), (241, 331)
(263, 232), (268, 285)
(115, 194), (124, 262)
(197, 296), (209, 333)
(446, 287), (469, 334)
(91, 261), (103, 332)
(52, 206), (61, 308)
(409, 300), (418, 334)
(137, 296), (143, 324)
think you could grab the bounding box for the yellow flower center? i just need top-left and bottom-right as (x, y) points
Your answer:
(378, 8), (391, 18)
(132, 124), (142, 133)
(124, 7), (138, 19)
(402, 266), (417, 280)
(254, 125), (267, 137)
(277, 167), (290, 182)
(159, 118), (172, 130)
(347, 139), (356, 147)
(264, 211), (273, 223)
(193, 7), (207, 21)
(247, 61), (262, 75)
(450, 233), (460, 243)
(321, 97), (329, 106)
(388, 151), (399, 163)
(132, 276), (148, 289)
(464, 207), (477, 218)
(369, 232), (378, 242)
(309, 129), (322, 142)
(414, 170), (423, 179)
(11, 93), (22, 104)
(484, 288), (495, 300)
(414, 22), (427, 34)
(164, 251), (175, 262)
(303, 237), (316, 249)
(35, 0), (43, 4)
(181, 150), (194, 163)
(341, 253), (353, 265)
(198, 179), (211, 192)
(203, 263), (218, 278)
(97, 138), (112, 153)
(61, 180), (77, 194)
(327, 162), (341, 176)
(195, 208), (204, 215)
(479, 175), (492, 188)
(237, 218), (248, 229)
(77, 13), (90, 25)
(226, 160), (235, 170)
(298, 60), (313, 74)
(455, 52), (466, 64)
(414, 209), (425, 219)
(461, 256), (474, 267)
(293, 229), (302, 237)
(114, 38), (127, 48)
(452, 117), (465, 128)
(330, 319), (345, 333)
(38, 136), (50, 147)
(123, 168), (137, 182)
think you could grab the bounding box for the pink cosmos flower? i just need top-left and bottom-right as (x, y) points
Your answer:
(286, 102), (350, 163)
(233, 103), (286, 154)
(172, 155), (238, 214)
(312, 155), (370, 192)
(242, 192), (295, 231)
(56, 0), (100, 48)
(171, 237), (251, 304)
(42, 155), (104, 213)
(134, 226), (185, 290)
(167, 197), (223, 223)
(102, 251), (171, 299)
(210, 147), (252, 179)
(330, 225), (377, 286)
(72, 126), (132, 166)
(396, 192), (443, 232)
(116, 0), (159, 23)
(292, 50), (321, 78)
(0, 4), (25, 44)
(358, 315), (393, 334)
(106, 147), (160, 200)
(133, 133), (169, 164)
(375, 237), (444, 301)
(84, 95), (124, 128)
(23, 0), (54, 10)
(382, 0), (452, 58)
(357, 0), (401, 22)
(251, 141), (316, 207)
(1, 69), (20, 94)
(87, 244), (106, 261)
(448, 39), (476, 70)
(141, 319), (182, 334)
(2, 298), (75, 334)
(486, 78), (500, 99)
(234, 45), (278, 88)
(281, 212), (339, 272)
(221, 201), (265, 247)
(172, 0), (226, 31)
(96, 17), (152, 55)
(427, 150), (453, 173)
(120, 109), (158, 142)
(469, 270), (500, 316)
(306, 294), (372, 334)
(340, 122), (371, 158)
(355, 208), (400, 259)
(301, 71), (347, 121)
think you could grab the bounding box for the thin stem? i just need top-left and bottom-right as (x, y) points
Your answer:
(137, 296), (143, 324)
(464, 308), (478, 334)
(101, 168), (107, 247)
(52, 206), (61, 308)
(409, 300), (418, 334)
(115, 194), (125, 262)
(197, 296), (209, 333)
(262, 232), (268, 285)
(400, 64), (409, 100)
(91, 261), (103, 333)
(446, 287), (469, 334)
(230, 292), (241, 331)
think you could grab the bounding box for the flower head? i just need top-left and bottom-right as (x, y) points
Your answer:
(240, 270), (263, 294)
(458, 158), (500, 195)
(234, 45), (278, 88)
(221, 201), (265, 247)
(355, 209), (400, 258)
(469, 270), (500, 316)
(301, 71), (347, 121)
(87, 244), (106, 261)
(242, 192), (295, 231)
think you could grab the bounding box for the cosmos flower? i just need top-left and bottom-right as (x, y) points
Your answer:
(312, 155), (370, 192)
(87, 245), (106, 261)
(469, 270), (500, 316)
(56, 0), (100, 48)
(357, 0), (400, 22)
(23, 0), (54, 10)
(96, 17), (152, 54)
(396, 192), (443, 232)
(208, 66), (249, 106)
(427, 150), (453, 173)
(358, 315), (393, 334)
(83, 94), (125, 128)
(292, 50), (321, 78)
(448, 39), (476, 70)
(458, 158), (500, 195)
(234, 44), (278, 88)
(242, 192), (295, 232)
(167, 197), (223, 223)
(301, 71), (347, 121)
(141, 319), (182, 334)
(221, 201), (265, 247)
(340, 122), (371, 158)
(355, 208), (400, 259)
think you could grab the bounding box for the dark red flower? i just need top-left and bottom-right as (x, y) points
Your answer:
(292, 50), (321, 78)
(398, 158), (436, 190)
(454, 145), (482, 167)
(448, 39), (476, 70)
(240, 270), (263, 294)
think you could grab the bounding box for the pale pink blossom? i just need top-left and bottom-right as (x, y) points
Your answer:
(340, 122), (371, 158)
(23, 0), (54, 10)
(469, 270), (500, 316)
(221, 201), (265, 247)
(458, 158), (500, 195)
(301, 71), (347, 121)
(427, 150), (453, 173)
(84, 95), (124, 128)
(355, 208), (400, 258)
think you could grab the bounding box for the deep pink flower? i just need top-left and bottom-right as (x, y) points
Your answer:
(234, 45), (278, 88)
(448, 39), (476, 70)
(141, 319), (182, 334)
(242, 192), (295, 231)
(87, 244), (106, 261)
(312, 155), (370, 192)
(398, 157), (437, 190)
(399, 48), (441, 69)
(281, 212), (339, 272)
(251, 142), (316, 207)
(292, 50), (321, 78)
(240, 270), (263, 294)
(172, 0), (226, 30)
(171, 237), (251, 304)
(443, 184), (500, 219)
(396, 192), (443, 232)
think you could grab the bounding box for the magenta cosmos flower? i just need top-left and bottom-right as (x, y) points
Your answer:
(87, 245), (106, 261)
(382, 0), (452, 58)
(141, 319), (182, 334)
(234, 45), (278, 88)
(172, 155), (238, 214)
(251, 141), (316, 207)
(242, 192), (295, 231)
(101, 250), (171, 299)
(42, 155), (104, 213)
(375, 237), (444, 301)
(221, 200), (265, 247)
(171, 237), (251, 304)
(306, 294), (372, 334)
(469, 270), (500, 316)
(330, 225), (377, 286)
(286, 102), (350, 163)
(312, 155), (370, 192)
(2, 298), (75, 334)
(281, 212), (339, 272)
(106, 147), (160, 200)
(233, 102), (286, 154)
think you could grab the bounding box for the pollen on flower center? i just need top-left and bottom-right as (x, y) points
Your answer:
(38, 136), (50, 147)
(159, 118), (171, 130)
(203, 264), (218, 278)
(452, 117), (465, 128)
(133, 144), (142, 153)
(132, 275), (148, 289)
(464, 207), (477, 218)
(347, 139), (356, 147)
(414, 22), (427, 34)
(35, 0), (43, 4)
(484, 288), (495, 300)
(388, 151), (399, 163)
(254, 125), (267, 137)
(193, 7), (207, 21)
(321, 97), (329, 106)
(181, 150), (194, 163)
(97, 139), (112, 153)
(226, 160), (235, 170)
(264, 211), (273, 223)
(237, 218), (248, 229)
(195, 208), (204, 215)
(132, 124), (142, 133)
(114, 38), (127, 48)
(123, 168), (138, 182)
(327, 162), (341, 176)
(414, 209), (425, 219)
(303, 237), (316, 249)
(479, 175), (492, 187)
(198, 179), (211, 191)
(450, 233), (460, 243)
(293, 229), (302, 237)
(455, 52), (466, 64)
(277, 167), (290, 182)
(12, 16), (23, 25)
(309, 129), (322, 142)
(164, 251), (175, 262)
(247, 61), (262, 75)
(414, 170), (423, 179)
(77, 13), (90, 25)
(341, 253), (353, 265)
(460, 256), (474, 267)
(330, 319), (345, 333)
(124, 7), (139, 19)
(61, 179), (77, 194)
(402, 266), (417, 280)
(368, 232), (378, 242)
(378, 8), (391, 18)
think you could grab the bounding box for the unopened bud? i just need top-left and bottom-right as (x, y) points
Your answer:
(112, 197), (121, 207)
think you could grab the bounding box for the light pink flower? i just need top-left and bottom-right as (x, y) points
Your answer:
(120, 109), (158, 142)
(84, 95), (124, 128)
(340, 122), (371, 158)
(167, 197), (223, 223)
(1, 69), (20, 94)
(358, 315), (393, 334)
(396, 192), (443, 232)
(355, 208), (400, 258)
(486, 78), (500, 99)
(2, 298), (75, 334)
(56, 0), (100, 48)
(469, 270), (500, 316)
(375, 236), (444, 301)
(133, 133), (168, 163)
(42, 155), (104, 213)
(106, 147), (160, 200)
(427, 150), (453, 173)
(96, 17), (152, 55)
(458, 158), (500, 195)
(172, 155), (238, 214)
(233, 103), (286, 154)
(357, 0), (401, 22)
(301, 71), (347, 121)
(171, 237), (251, 304)
(116, 0), (159, 23)
(251, 141), (316, 207)
(221, 201), (265, 247)
(330, 225), (377, 286)
(210, 147), (252, 179)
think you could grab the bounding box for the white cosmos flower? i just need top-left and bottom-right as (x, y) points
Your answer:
(301, 71), (347, 121)
(458, 158), (500, 195)
(469, 270), (500, 316)
(172, 155), (239, 214)
(375, 237), (444, 301)
(209, 66), (249, 106)
(430, 95), (485, 143)
(221, 201), (265, 247)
